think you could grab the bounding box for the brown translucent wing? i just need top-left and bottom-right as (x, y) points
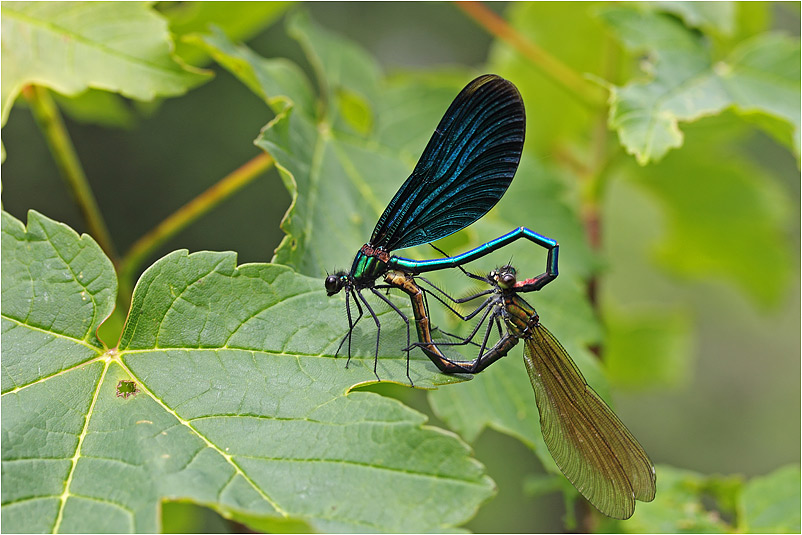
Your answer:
(522, 323), (656, 519)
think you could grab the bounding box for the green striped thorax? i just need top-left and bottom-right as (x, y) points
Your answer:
(350, 245), (391, 282)
(324, 244), (391, 296)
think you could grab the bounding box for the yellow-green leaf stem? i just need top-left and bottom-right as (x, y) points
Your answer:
(22, 85), (118, 262)
(456, 1), (607, 109)
(118, 152), (275, 307)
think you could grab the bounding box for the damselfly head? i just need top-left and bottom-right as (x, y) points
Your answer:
(325, 272), (349, 296)
(490, 265), (517, 289)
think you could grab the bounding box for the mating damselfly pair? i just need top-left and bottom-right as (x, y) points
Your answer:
(323, 74), (656, 520)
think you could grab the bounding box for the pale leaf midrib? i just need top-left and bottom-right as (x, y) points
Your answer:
(52, 359), (109, 533)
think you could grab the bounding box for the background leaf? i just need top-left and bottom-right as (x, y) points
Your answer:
(738, 464), (801, 533)
(194, 14), (411, 279)
(287, 11), (383, 132)
(0, 1), (210, 126)
(618, 118), (793, 306)
(604, 305), (693, 389)
(1, 210), (492, 533)
(654, 1), (736, 37)
(600, 6), (801, 164)
(488, 2), (612, 154)
(596, 465), (736, 533)
(51, 89), (137, 129)
(162, 1), (292, 68)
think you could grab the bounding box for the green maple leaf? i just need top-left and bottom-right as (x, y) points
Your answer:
(1, 210), (492, 533)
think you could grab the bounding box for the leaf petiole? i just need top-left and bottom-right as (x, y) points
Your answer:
(117, 152), (274, 306)
(22, 85), (118, 263)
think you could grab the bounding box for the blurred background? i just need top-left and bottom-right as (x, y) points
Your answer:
(2, 2), (799, 532)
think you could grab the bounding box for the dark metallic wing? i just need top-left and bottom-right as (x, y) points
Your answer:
(370, 74), (525, 251)
(523, 324), (657, 520)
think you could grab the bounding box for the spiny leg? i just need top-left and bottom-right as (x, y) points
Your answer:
(449, 303), (499, 371)
(408, 297), (495, 351)
(356, 289), (383, 381)
(421, 287), (482, 349)
(398, 271), (500, 365)
(424, 244), (495, 306)
(338, 290), (364, 369)
(334, 290), (354, 358)
(429, 327), (482, 348)
(373, 281), (482, 379)
(470, 307), (501, 371)
(416, 301), (502, 373)
(417, 274), (493, 307)
(393, 253), (496, 351)
(371, 287), (414, 385)
(418, 279), (494, 318)
(405, 298), (502, 373)
(414, 277), (497, 350)
(494, 312), (505, 339)
(424, 245), (511, 363)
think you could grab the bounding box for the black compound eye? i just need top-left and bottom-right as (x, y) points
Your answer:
(500, 272), (516, 287)
(325, 275), (342, 295)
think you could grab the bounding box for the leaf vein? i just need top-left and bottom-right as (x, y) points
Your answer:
(1, 313), (102, 353)
(52, 359), (109, 533)
(115, 359), (288, 517)
(236, 454), (487, 486)
(38, 224), (100, 342)
(0, 348), (103, 396)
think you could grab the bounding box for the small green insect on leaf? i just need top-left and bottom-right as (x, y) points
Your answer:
(115, 379), (140, 399)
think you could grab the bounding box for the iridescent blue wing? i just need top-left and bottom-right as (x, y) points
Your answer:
(370, 74), (525, 251)
(523, 324), (657, 520)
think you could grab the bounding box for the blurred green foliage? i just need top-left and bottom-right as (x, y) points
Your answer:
(1, 1), (799, 533)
